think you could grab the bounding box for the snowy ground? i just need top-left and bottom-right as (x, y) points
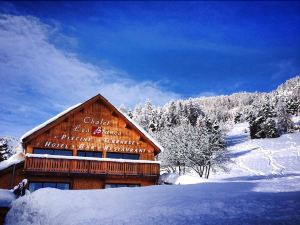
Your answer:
(0, 190), (15, 207)
(4, 119), (300, 225)
(213, 122), (300, 179)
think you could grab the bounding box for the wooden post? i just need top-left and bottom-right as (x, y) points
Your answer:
(10, 164), (16, 189)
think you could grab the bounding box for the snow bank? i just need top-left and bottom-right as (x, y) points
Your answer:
(158, 173), (207, 185)
(0, 189), (15, 207)
(0, 152), (25, 171)
(6, 180), (300, 225)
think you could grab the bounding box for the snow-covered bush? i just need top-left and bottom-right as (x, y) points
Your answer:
(154, 117), (226, 178)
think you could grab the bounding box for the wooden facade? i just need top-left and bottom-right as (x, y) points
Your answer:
(0, 94), (162, 191)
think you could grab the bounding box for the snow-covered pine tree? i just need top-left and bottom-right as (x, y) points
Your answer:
(276, 100), (294, 134)
(0, 137), (22, 161)
(127, 109), (133, 119)
(234, 111), (242, 124)
(249, 115), (265, 139)
(186, 99), (204, 126)
(0, 138), (9, 162)
(249, 100), (279, 139)
(285, 98), (300, 116)
(263, 118), (280, 138)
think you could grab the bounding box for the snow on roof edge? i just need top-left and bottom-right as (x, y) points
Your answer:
(0, 152), (25, 172)
(117, 109), (164, 152)
(20, 103), (82, 142)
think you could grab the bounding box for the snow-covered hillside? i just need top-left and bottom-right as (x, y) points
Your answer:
(4, 119), (300, 225)
(212, 120), (300, 180)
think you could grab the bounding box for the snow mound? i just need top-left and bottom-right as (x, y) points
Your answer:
(0, 152), (25, 171)
(0, 189), (15, 207)
(158, 173), (207, 185)
(6, 181), (300, 225)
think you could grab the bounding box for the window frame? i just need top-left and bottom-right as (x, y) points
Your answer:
(106, 152), (139, 160)
(29, 181), (71, 192)
(77, 150), (102, 158)
(104, 183), (141, 189)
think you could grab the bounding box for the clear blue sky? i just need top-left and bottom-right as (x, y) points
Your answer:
(0, 1), (300, 137)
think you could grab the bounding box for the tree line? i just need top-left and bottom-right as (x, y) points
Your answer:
(127, 76), (299, 177)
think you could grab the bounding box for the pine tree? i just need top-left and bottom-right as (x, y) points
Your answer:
(249, 100), (279, 139)
(285, 98), (300, 116)
(0, 138), (9, 162)
(234, 112), (242, 124)
(264, 118), (280, 138)
(276, 100), (294, 134)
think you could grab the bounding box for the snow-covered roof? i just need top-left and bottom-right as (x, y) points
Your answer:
(20, 103), (82, 142)
(26, 154), (160, 164)
(20, 95), (163, 152)
(0, 152), (25, 172)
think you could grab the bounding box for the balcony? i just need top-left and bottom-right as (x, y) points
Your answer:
(24, 154), (160, 177)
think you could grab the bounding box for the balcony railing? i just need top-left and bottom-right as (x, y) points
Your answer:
(24, 154), (160, 177)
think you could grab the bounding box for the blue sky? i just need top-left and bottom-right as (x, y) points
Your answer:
(0, 1), (300, 137)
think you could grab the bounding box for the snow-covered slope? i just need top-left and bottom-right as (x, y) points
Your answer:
(0, 189), (15, 207)
(212, 120), (300, 180)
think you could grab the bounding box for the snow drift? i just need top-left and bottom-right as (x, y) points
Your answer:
(6, 180), (300, 225)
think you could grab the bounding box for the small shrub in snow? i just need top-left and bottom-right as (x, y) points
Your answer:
(154, 117), (226, 178)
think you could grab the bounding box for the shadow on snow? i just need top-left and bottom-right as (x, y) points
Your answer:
(226, 134), (249, 147)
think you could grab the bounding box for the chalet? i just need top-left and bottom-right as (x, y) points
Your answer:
(0, 94), (162, 192)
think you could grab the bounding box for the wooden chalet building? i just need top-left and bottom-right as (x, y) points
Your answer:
(0, 94), (162, 192)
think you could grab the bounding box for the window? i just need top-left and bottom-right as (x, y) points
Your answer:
(105, 183), (140, 189)
(77, 150), (102, 158)
(33, 148), (72, 156)
(106, 152), (139, 160)
(29, 182), (70, 192)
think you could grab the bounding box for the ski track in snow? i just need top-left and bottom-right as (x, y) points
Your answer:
(258, 146), (285, 175)
(286, 134), (300, 156)
(235, 159), (265, 176)
(213, 120), (300, 180)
